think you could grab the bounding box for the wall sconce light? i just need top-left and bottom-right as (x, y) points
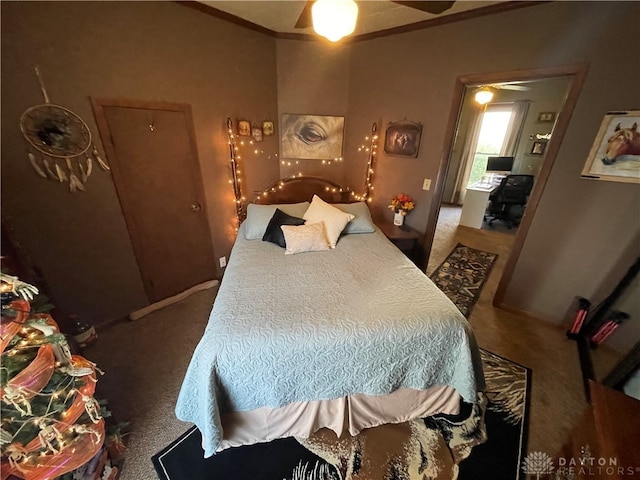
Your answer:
(474, 87), (494, 105)
(312, 0), (359, 42)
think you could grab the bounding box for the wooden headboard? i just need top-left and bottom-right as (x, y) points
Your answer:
(253, 176), (353, 205)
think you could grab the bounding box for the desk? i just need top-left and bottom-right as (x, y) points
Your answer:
(459, 183), (497, 229)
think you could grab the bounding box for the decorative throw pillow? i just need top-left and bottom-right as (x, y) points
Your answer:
(281, 223), (330, 255)
(333, 202), (376, 234)
(262, 209), (305, 248)
(244, 202), (310, 240)
(303, 195), (354, 248)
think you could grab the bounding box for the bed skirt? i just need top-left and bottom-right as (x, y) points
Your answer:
(217, 385), (461, 451)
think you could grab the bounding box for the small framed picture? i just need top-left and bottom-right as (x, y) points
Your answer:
(252, 126), (263, 142)
(262, 121), (274, 136)
(237, 120), (251, 136)
(384, 120), (423, 158)
(537, 112), (556, 123)
(530, 141), (547, 155)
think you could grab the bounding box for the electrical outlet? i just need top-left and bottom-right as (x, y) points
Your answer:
(219, 256), (227, 268)
(422, 178), (431, 191)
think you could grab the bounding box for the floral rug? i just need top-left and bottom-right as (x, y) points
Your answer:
(429, 243), (498, 318)
(152, 350), (530, 480)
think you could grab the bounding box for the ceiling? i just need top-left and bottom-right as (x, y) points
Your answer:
(192, 1), (539, 41)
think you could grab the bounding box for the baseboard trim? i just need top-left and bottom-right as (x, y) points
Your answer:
(493, 300), (561, 327)
(95, 315), (128, 332)
(129, 279), (219, 321)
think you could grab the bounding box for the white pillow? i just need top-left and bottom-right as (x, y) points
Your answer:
(244, 202), (310, 240)
(303, 195), (354, 248)
(281, 223), (330, 255)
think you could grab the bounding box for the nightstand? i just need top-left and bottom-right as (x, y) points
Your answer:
(377, 221), (420, 261)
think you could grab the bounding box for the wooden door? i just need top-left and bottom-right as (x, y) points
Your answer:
(92, 98), (215, 303)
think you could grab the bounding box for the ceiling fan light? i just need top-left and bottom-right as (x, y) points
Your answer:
(312, 0), (359, 42)
(474, 88), (494, 105)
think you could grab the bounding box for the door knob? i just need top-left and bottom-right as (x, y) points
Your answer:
(190, 203), (201, 212)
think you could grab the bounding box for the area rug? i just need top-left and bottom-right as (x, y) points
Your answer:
(152, 350), (530, 480)
(429, 243), (498, 318)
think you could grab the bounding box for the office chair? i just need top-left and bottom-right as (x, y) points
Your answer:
(485, 174), (534, 229)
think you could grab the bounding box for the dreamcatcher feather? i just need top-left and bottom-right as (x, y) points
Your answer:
(20, 66), (109, 192)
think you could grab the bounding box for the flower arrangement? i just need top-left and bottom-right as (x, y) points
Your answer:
(388, 193), (415, 216)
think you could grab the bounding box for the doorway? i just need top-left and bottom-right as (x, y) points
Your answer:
(422, 65), (588, 308)
(91, 98), (216, 303)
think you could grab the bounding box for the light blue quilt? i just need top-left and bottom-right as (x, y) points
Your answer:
(176, 225), (485, 457)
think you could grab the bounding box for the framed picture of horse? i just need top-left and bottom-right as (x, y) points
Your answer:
(581, 110), (640, 184)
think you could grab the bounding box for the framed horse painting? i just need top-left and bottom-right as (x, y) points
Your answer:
(581, 110), (640, 184)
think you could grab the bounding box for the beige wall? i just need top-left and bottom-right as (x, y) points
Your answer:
(511, 77), (572, 175)
(1, 2), (279, 323)
(342, 1), (639, 322)
(275, 39), (352, 185)
(2, 1), (639, 329)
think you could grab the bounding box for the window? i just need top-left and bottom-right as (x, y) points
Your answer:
(467, 105), (513, 186)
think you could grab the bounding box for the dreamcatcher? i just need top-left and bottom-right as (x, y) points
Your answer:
(20, 66), (110, 192)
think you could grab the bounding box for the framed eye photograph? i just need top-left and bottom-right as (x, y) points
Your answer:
(281, 114), (344, 160)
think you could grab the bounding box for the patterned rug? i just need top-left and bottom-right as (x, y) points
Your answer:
(152, 350), (530, 480)
(429, 243), (498, 318)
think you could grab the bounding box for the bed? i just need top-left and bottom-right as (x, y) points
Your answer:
(176, 176), (485, 458)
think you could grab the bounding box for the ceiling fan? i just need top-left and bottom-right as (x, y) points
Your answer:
(487, 82), (532, 92)
(294, 0), (456, 30)
(473, 82), (532, 104)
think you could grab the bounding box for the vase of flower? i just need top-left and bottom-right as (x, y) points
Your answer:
(389, 193), (415, 227)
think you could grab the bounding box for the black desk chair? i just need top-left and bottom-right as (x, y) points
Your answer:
(485, 174), (534, 229)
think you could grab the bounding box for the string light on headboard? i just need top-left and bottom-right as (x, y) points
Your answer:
(355, 122), (378, 202)
(280, 157), (343, 167)
(226, 117), (246, 225)
(281, 159), (301, 167)
(255, 174), (351, 203)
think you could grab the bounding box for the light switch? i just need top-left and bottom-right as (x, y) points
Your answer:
(422, 178), (431, 191)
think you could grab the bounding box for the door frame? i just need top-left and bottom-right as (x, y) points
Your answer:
(421, 63), (588, 309)
(91, 97), (213, 301)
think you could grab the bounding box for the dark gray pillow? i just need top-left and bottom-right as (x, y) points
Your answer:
(244, 202), (309, 239)
(262, 208), (305, 248)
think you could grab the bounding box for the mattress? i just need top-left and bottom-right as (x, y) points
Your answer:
(176, 224), (485, 457)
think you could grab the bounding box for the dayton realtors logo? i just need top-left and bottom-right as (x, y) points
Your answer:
(522, 448), (640, 478)
(521, 451), (554, 479)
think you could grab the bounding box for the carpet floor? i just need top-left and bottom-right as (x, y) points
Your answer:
(152, 350), (530, 480)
